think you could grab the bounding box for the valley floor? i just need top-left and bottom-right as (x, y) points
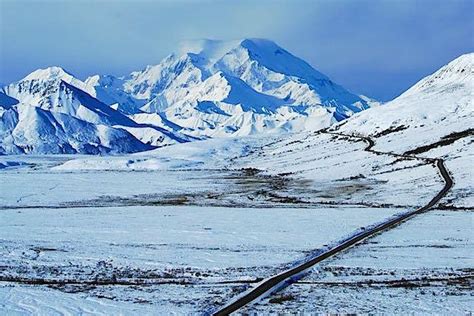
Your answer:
(242, 209), (473, 314)
(0, 205), (401, 314)
(0, 130), (472, 314)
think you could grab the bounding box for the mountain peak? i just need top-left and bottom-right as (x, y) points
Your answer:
(440, 52), (473, 81)
(176, 38), (330, 84)
(400, 52), (473, 98)
(178, 39), (242, 63)
(449, 52), (473, 68)
(177, 38), (282, 59)
(240, 38), (281, 50)
(22, 66), (75, 82)
(434, 52), (473, 80)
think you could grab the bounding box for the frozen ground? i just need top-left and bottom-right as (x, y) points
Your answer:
(14, 132), (447, 210)
(0, 205), (401, 314)
(238, 131), (446, 208)
(245, 210), (473, 314)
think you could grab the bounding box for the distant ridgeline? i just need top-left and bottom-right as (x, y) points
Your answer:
(2, 39), (471, 155)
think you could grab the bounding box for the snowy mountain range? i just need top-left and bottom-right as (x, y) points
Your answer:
(0, 39), (374, 154)
(339, 52), (473, 152)
(0, 66), (192, 154)
(1, 38), (471, 155)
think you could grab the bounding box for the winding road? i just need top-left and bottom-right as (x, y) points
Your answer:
(212, 131), (453, 315)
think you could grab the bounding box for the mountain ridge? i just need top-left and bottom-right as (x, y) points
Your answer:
(2, 39), (471, 155)
(85, 38), (371, 138)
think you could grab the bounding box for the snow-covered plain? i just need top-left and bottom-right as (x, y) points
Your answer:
(0, 133), (443, 220)
(244, 210), (473, 314)
(0, 196), (402, 313)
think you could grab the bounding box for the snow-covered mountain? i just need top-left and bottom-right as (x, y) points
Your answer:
(0, 92), (151, 154)
(2, 42), (471, 157)
(1, 68), (190, 154)
(338, 53), (473, 152)
(85, 38), (371, 137)
(84, 74), (146, 115)
(1, 38), (375, 154)
(4, 67), (135, 126)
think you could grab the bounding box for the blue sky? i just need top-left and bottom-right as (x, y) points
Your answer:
(1, 0), (473, 101)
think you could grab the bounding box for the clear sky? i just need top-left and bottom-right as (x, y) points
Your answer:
(1, 0), (473, 101)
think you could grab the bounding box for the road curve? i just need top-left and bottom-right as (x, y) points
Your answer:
(212, 131), (453, 315)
